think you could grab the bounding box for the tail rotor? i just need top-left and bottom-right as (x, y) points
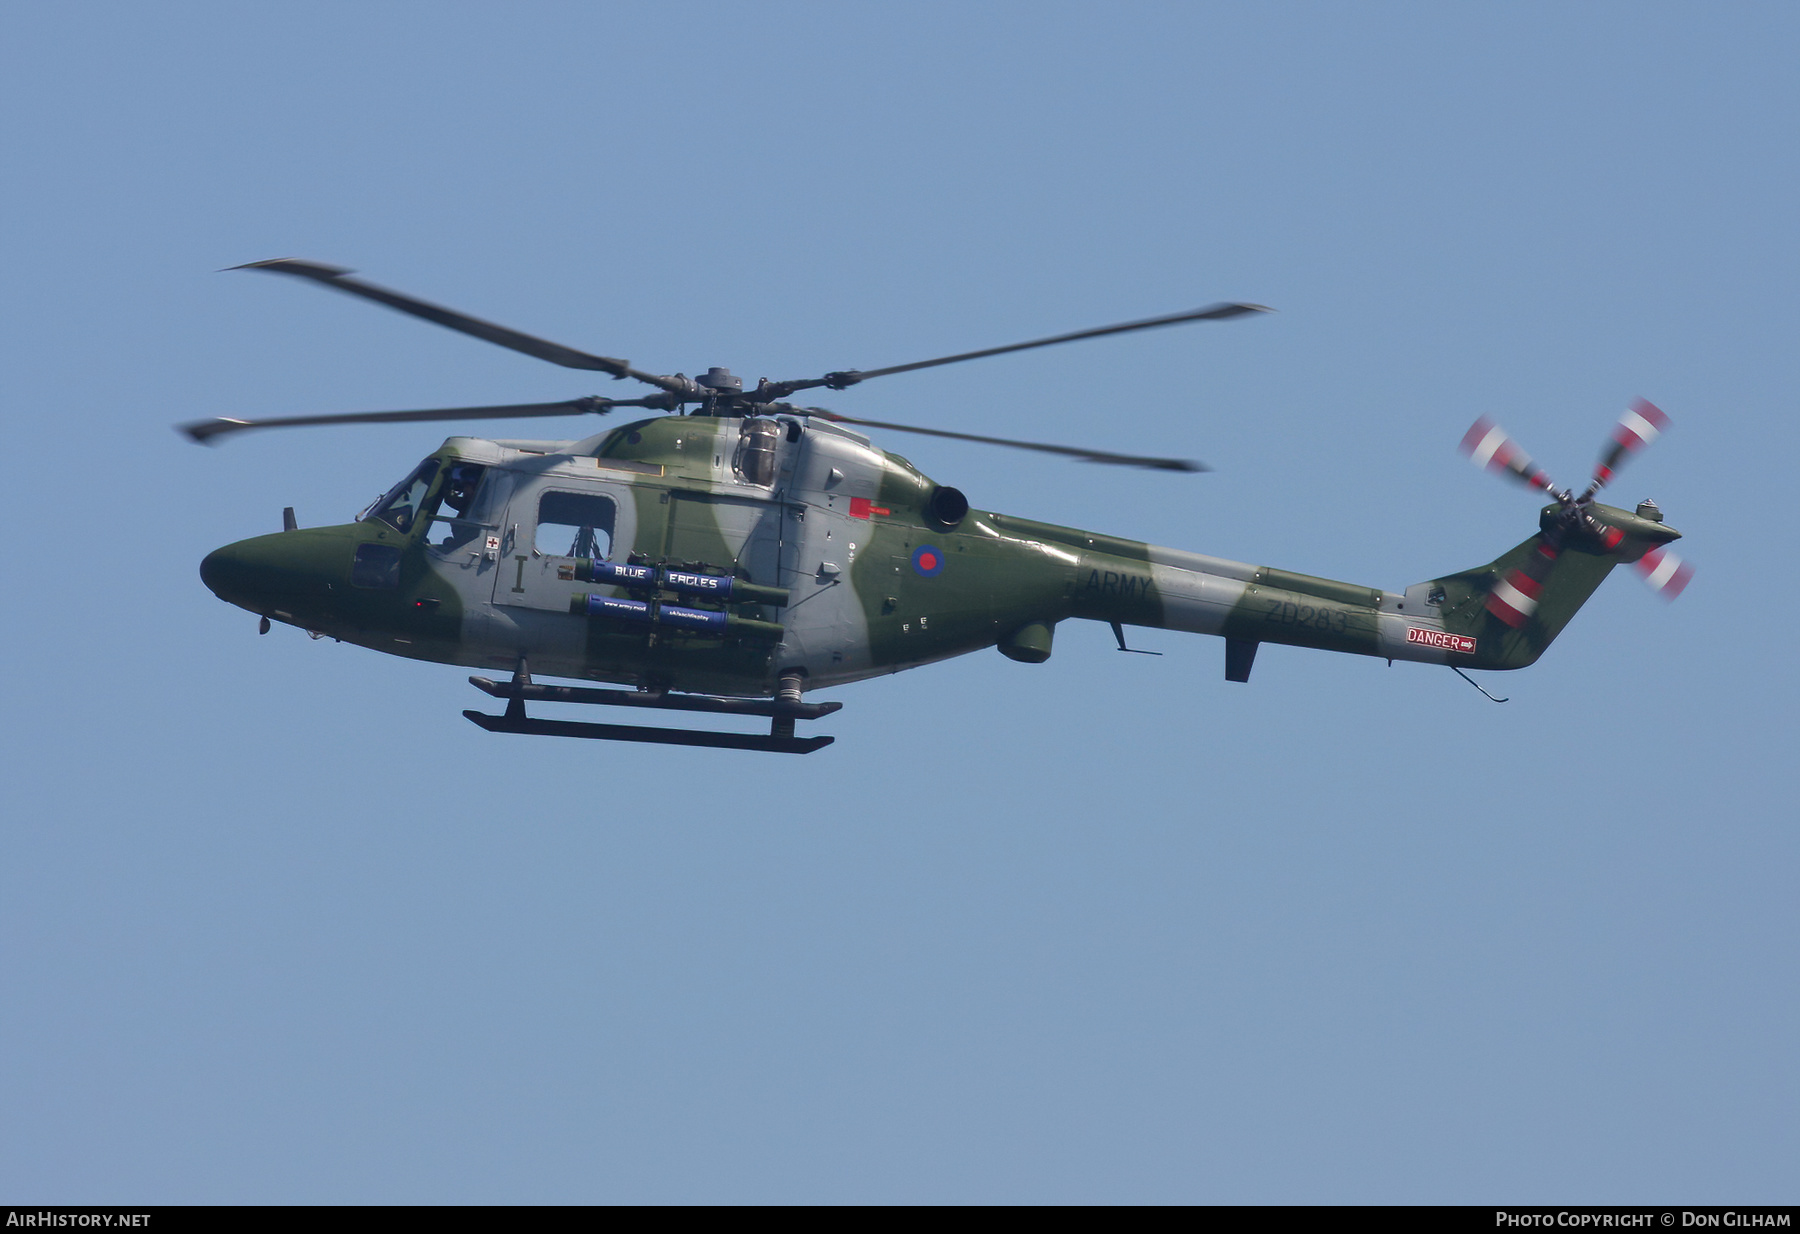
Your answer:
(1459, 400), (1692, 605)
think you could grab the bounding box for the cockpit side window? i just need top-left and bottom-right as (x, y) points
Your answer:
(428, 463), (492, 551)
(535, 490), (616, 559)
(371, 460), (441, 533)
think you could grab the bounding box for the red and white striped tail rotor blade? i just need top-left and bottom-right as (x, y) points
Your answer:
(1634, 546), (1694, 601)
(1591, 398), (1670, 492)
(1486, 569), (1543, 628)
(1484, 539), (1560, 628)
(1460, 417), (1557, 494)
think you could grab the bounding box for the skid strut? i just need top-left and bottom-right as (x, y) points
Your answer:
(463, 659), (836, 753)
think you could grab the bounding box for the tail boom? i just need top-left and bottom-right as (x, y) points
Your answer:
(993, 501), (1678, 676)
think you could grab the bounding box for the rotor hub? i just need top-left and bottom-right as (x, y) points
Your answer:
(697, 367), (742, 394)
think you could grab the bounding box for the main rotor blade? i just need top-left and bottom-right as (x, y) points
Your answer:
(231, 260), (691, 397)
(765, 302), (1271, 398)
(1460, 417), (1558, 495)
(1584, 398), (1669, 499)
(801, 408), (1206, 472)
(179, 396), (641, 444)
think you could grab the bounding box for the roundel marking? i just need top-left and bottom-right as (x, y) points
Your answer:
(912, 544), (945, 578)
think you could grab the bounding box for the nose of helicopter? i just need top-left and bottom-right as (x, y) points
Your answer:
(200, 529), (349, 617)
(200, 536), (279, 612)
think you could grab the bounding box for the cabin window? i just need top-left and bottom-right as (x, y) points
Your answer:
(535, 490), (616, 559)
(733, 418), (781, 486)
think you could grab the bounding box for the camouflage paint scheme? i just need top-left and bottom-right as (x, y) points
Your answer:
(200, 414), (1683, 698)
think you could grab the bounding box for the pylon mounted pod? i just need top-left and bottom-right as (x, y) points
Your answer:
(997, 621), (1054, 663)
(569, 593), (786, 641)
(561, 558), (789, 607)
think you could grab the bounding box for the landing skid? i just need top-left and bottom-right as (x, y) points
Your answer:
(462, 662), (837, 754)
(463, 710), (832, 753)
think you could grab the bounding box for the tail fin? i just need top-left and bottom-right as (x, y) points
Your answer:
(1423, 502), (1679, 670)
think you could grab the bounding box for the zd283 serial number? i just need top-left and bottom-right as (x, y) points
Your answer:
(1261, 599), (1350, 634)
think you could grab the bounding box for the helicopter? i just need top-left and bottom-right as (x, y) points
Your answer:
(185, 260), (1691, 752)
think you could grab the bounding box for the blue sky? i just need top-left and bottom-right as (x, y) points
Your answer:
(2, 1), (1795, 1203)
